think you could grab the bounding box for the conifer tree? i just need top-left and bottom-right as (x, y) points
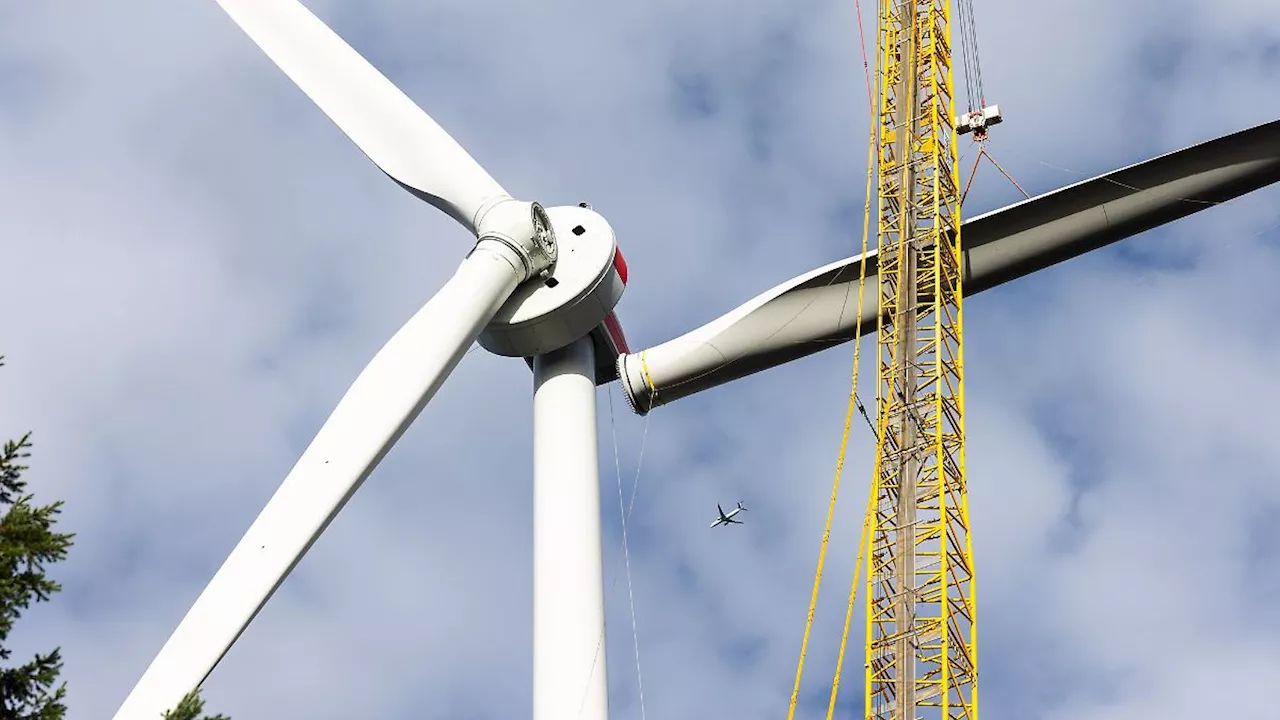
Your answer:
(0, 356), (73, 719)
(1, 356), (228, 718)
(162, 690), (229, 720)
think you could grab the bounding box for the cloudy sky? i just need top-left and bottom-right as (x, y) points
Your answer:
(3, 0), (1280, 718)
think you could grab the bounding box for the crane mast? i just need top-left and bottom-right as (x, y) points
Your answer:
(866, 0), (977, 717)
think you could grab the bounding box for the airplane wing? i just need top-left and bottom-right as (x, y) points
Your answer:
(728, 517), (744, 524)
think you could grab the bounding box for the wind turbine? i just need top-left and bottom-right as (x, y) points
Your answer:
(113, 1), (1280, 718)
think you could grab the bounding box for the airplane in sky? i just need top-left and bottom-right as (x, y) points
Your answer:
(710, 502), (748, 528)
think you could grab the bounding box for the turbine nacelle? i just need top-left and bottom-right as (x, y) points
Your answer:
(480, 204), (631, 385)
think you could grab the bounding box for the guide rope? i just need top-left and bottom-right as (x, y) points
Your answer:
(577, 390), (654, 720)
(609, 389), (649, 720)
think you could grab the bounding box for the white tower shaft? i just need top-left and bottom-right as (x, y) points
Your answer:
(532, 336), (609, 720)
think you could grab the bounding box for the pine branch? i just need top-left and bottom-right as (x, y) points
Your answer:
(0, 356), (230, 718)
(0, 357), (74, 719)
(163, 690), (230, 720)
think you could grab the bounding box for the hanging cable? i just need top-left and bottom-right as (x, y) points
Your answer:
(854, 0), (875, 117)
(1034, 158), (1229, 206)
(963, 144), (1032, 205)
(955, 0), (986, 112)
(961, 144), (985, 205)
(578, 391), (654, 720)
(856, 395), (875, 435)
(983, 150), (1030, 199)
(608, 389), (648, 720)
(956, 4), (978, 112)
(825, 469), (878, 719)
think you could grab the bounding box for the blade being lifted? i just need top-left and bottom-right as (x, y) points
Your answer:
(618, 117), (1280, 413)
(216, 0), (511, 233)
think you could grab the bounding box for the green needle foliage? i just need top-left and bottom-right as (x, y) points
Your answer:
(162, 691), (230, 720)
(0, 356), (228, 719)
(0, 356), (74, 720)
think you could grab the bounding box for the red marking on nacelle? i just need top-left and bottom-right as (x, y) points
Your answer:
(602, 311), (630, 355)
(612, 247), (629, 285)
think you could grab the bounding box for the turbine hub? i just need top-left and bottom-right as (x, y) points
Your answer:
(474, 199), (558, 281)
(479, 204), (628, 369)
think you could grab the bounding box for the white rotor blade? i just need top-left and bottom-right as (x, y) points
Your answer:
(216, 0), (510, 232)
(114, 243), (526, 720)
(618, 117), (1280, 414)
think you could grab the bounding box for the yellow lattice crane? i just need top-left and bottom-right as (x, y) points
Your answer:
(785, 0), (996, 717)
(865, 0), (978, 714)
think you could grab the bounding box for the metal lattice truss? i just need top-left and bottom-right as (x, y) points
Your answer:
(866, 0), (975, 716)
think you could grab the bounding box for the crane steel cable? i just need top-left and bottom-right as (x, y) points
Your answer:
(956, 0), (986, 112)
(962, 144), (1031, 205)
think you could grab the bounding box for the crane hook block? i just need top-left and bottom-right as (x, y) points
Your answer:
(955, 104), (1003, 137)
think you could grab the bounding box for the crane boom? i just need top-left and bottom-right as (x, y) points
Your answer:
(866, 0), (977, 717)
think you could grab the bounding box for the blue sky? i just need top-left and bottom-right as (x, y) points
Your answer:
(2, 0), (1280, 718)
